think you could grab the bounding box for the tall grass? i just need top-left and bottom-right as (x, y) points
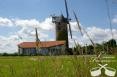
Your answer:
(0, 56), (116, 77)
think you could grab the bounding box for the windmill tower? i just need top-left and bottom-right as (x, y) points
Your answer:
(52, 0), (72, 54)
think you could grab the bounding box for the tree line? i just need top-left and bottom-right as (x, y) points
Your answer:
(72, 39), (117, 55)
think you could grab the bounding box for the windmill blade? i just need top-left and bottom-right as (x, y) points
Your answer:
(35, 28), (40, 42)
(35, 28), (41, 48)
(64, 0), (72, 39)
(73, 11), (95, 46)
(82, 28), (95, 46)
(64, 0), (69, 19)
(68, 22), (72, 39)
(73, 11), (83, 36)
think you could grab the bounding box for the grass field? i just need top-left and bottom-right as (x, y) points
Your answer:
(0, 55), (116, 77)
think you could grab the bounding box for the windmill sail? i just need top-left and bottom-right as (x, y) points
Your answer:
(35, 28), (40, 42)
(82, 28), (95, 46)
(64, 0), (72, 39)
(64, 0), (69, 19)
(68, 23), (73, 39)
(35, 28), (41, 52)
(73, 11), (83, 36)
(73, 11), (95, 46)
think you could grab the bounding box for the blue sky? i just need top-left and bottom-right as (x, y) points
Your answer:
(0, 0), (116, 27)
(0, 0), (117, 53)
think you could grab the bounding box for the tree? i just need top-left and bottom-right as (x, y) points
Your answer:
(103, 39), (117, 54)
(107, 39), (116, 47)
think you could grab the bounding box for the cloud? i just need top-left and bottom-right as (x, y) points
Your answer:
(71, 26), (117, 46)
(0, 17), (117, 53)
(39, 17), (55, 30)
(85, 27), (110, 40)
(15, 19), (40, 27)
(70, 22), (79, 32)
(0, 17), (52, 53)
(112, 19), (117, 24)
(14, 17), (55, 31)
(0, 27), (50, 53)
(0, 17), (13, 27)
(0, 17), (80, 31)
(13, 27), (49, 44)
(0, 35), (18, 53)
(112, 15), (117, 24)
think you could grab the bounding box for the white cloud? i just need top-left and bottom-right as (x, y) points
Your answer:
(112, 15), (117, 24)
(0, 17), (13, 27)
(85, 27), (114, 42)
(0, 35), (18, 53)
(15, 19), (40, 28)
(0, 17), (52, 53)
(0, 17), (80, 31)
(112, 18), (117, 24)
(70, 22), (82, 32)
(69, 26), (117, 47)
(39, 17), (55, 30)
(0, 27), (50, 53)
(0, 17), (117, 53)
(14, 17), (55, 31)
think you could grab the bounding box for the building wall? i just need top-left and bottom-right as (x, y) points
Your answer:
(18, 45), (66, 55)
(18, 47), (36, 55)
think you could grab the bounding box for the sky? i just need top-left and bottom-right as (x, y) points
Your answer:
(0, 0), (117, 53)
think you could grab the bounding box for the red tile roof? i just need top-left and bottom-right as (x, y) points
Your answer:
(18, 41), (65, 48)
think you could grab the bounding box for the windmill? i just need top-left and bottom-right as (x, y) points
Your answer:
(52, 0), (73, 54)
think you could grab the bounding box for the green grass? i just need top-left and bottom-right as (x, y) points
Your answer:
(0, 55), (116, 77)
